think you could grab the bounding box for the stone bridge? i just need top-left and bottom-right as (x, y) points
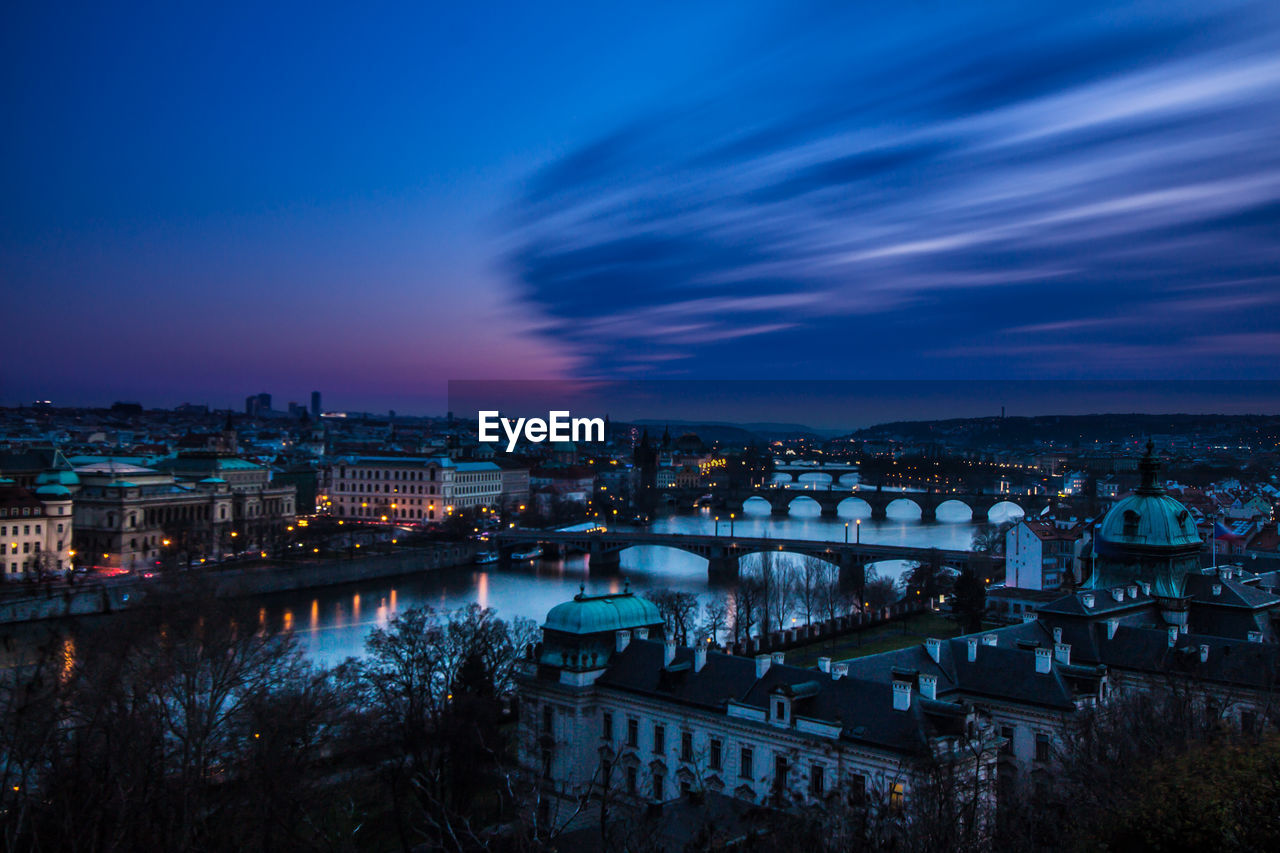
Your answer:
(493, 528), (1001, 584)
(670, 486), (1050, 522)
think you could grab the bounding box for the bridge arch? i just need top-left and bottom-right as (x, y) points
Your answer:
(934, 498), (976, 521)
(836, 496), (873, 518)
(785, 494), (822, 516)
(885, 497), (924, 520)
(742, 495), (774, 515)
(795, 472), (833, 488)
(987, 501), (1027, 522)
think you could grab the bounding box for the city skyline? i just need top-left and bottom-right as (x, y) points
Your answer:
(5, 1), (1280, 410)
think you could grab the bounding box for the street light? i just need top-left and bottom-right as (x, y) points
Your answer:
(844, 522), (849, 543)
(730, 513), (736, 537)
(856, 518), (861, 544)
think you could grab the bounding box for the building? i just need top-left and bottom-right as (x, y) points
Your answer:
(0, 478), (74, 579)
(244, 392), (272, 416)
(517, 591), (1002, 829)
(1004, 517), (1091, 590)
(310, 391), (322, 419)
(326, 456), (460, 523)
(518, 444), (1280, 834)
(71, 453), (295, 571)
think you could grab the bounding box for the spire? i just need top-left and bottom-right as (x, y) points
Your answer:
(1136, 439), (1163, 495)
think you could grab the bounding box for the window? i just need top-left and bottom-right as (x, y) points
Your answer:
(627, 718), (638, 747)
(811, 764), (825, 797)
(653, 724), (665, 754)
(541, 749), (552, 779)
(652, 774), (664, 801)
(850, 774), (867, 805)
(1242, 710), (1257, 733)
(775, 700), (786, 722)
(890, 782), (905, 812)
(774, 755), (788, 791)
(1034, 732), (1050, 763)
(681, 731), (693, 762)
(626, 765), (637, 794)
(709, 738), (722, 771)
(542, 705), (553, 734)
(1000, 726), (1014, 755)
(740, 746), (753, 779)
(602, 711), (613, 740)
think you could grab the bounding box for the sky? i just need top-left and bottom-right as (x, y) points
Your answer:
(3, 1), (1280, 416)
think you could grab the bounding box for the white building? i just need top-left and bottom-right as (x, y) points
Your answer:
(1004, 517), (1090, 591)
(0, 478), (74, 579)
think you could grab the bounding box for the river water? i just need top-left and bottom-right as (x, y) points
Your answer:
(266, 483), (1024, 666)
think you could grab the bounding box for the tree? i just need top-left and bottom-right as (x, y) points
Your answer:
(970, 521), (1015, 556)
(700, 595), (730, 646)
(951, 567), (987, 634)
(863, 571), (899, 612)
(643, 589), (700, 645)
(732, 577), (764, 644)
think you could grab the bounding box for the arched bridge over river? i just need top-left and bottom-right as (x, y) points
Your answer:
(675, 486), (1050, 523)
(492, 529), (1001, 583)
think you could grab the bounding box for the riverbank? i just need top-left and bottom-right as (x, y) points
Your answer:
(0, 542), (478, 626)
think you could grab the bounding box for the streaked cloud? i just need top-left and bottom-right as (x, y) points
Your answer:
(508, 0), (1280, 379)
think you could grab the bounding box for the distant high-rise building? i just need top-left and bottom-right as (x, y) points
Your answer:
(310, 391), (322, 418)
(245, 392), (271, 416)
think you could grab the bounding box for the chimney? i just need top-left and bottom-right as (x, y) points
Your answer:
(1082, 593), (1095, 608)
(925, 637), (942, 663)
(1034, 647), (1053, 674)
(982, 634), (998, 647)
(817, 657), (832, 674)
(1111, 588), (1125, 603)
(1199, 644), (1209, 663)
(1052, 627), (1063, 643)
(1054, 642), (1071, 665)
(892, 680), (912, 711)
(616, 629), (631, 653)
(967, 638), (978, 662)
(755, 654), (772, 678)
(1167, 626), (1179, 648)
(635, 627), (649, 640)
(694, 646), (707, 672)
(1127, 585), (1137, 600)
(1106, 619), (1119, 640)
(1248, 631), (1264, 643)
(1138, 580), (1150, 595)
(831, 662), (849, 680)
(1021, 612), (1038, 624)
(771, 651), (785, 665)
(663, 638), (677, 666)
(1212, 584), (1222, 597)
(919, 673), (938, 701)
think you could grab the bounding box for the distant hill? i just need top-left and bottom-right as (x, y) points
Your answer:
(851, 413), (1280, 446)
(631, 419), (830, 444)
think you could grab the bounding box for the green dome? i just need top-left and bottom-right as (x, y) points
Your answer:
(1090, 443), (1202, 599)
(35, 469), (79, 487)
(543, 590), (662, 636)
(1095, 492), (1200, 551)
(35, 484), (72, 498)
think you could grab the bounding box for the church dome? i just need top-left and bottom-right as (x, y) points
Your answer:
(35, 484), (72, 498)
(1089, 442), (1201, 599)
(543, 589), (662, 636)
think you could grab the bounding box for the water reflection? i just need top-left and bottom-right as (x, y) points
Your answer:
(254, 503), (1022, 666)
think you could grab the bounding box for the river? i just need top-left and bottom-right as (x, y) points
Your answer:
(262, 487), (1024, 666)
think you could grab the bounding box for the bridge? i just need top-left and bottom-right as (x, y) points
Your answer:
(770, 463), (861, 484)
(664, 485), (1051, 522)
(492, 528), (1001, 583)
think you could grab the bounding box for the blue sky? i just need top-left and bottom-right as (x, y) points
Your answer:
(3, 1), (1279, 413)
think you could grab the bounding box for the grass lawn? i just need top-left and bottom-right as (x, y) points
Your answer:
(782, 613), (985, 668)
